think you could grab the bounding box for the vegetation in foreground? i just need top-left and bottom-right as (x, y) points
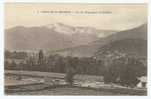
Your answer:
(5, 83), (147, 95)
(5, 50), (147, 88)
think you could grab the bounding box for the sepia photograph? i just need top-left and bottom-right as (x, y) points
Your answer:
(4, 3), (147, 95)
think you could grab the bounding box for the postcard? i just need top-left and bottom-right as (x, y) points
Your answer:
(4, 3), (147, 96)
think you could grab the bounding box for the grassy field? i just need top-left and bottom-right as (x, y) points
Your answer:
(5, 70), (147, 96)
(6, 86), (120, 95)
(5, 84), (147, 95)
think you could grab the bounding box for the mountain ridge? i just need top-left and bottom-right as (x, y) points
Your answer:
(5, 23), (116, 50)
(52, 23), (147, 58)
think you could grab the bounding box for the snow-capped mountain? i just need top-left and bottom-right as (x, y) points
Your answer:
(46, 22), (116, 37)
(5, 23), (116, 50)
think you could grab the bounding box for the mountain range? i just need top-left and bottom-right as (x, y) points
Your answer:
(53, 23), (147, 58)
(5, 23), (116, 51)
(5, 23), (147, 59)
(95, 24), (147, 58)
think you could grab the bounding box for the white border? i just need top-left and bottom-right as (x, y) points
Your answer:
(4, 0), (148, 3)
(0, 0), (4, 96)
(0, 0), (150, 98)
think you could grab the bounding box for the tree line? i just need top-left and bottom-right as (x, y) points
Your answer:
(5, 50), (147, 87)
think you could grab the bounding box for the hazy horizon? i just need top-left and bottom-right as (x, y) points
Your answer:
(5, 22), (147, 32)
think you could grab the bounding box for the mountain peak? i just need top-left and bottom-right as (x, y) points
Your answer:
(45, 22), (116, 37)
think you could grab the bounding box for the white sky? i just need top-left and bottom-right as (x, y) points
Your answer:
(5, 3), (147, 30)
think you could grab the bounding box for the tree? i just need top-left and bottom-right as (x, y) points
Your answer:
(5, 50), (11, 59)
(4, 60), (10, 69)
(65, 57), (77, 86)
(103, 54), (146, 87)
(119, 57), (145, 87)
(65, 67), (76, 85)
(11, 60), (17, 69)
(38, 50), (44, 65)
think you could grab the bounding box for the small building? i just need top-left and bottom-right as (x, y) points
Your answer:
(137, 76), (147, 88)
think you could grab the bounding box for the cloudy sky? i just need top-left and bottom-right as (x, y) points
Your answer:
(5, 3), (147, 30)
